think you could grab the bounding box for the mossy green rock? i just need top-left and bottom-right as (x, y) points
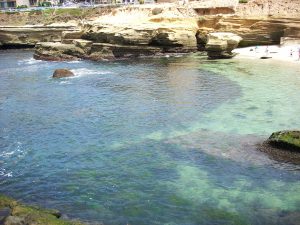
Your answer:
(268, 131), (300, 151)
(0, 195), (17, 209)
(0, 194), (85, 225)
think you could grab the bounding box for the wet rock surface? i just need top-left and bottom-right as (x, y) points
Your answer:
(268, 131), (300, 151)
(257, 131), (300, 165)
(53, 69), (74, 78)
(0, 194), (85, 225)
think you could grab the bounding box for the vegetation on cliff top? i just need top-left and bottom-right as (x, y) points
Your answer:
(0, 7), (113, 26)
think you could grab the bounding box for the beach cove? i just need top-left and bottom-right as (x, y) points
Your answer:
(1, 0), (300, 224)
(0, 49), (300, 225)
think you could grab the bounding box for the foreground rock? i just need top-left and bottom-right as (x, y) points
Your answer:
(258, 131), (300, 164)
(53, 69), (74, 78)
(0, 194), (84, 225)
(204, 32), (242, 59)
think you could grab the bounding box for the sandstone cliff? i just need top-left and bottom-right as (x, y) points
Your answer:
(0, 0), (299, 60)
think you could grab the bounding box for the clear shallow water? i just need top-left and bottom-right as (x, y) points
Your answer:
(0, 50), (300, 225)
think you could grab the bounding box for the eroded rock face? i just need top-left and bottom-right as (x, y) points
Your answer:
(53, 69), (74, 78)
(81, 23), (198, 53)
(197, 16), (300, 47)
(88, 43), (163, 61)
(150, 28), (197, 52)
(268, 131), (300, 151)
(204, 32), (242, 59)
(34, 42), (85, 61)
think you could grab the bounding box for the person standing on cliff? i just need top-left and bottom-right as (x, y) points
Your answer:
(298, 47), (300, 61)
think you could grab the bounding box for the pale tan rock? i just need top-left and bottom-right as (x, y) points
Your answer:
(0, 26), (76, 46)
(205, 32), (242, 59)
(197, 16), (300, 47)
(62, 30), (83, 40)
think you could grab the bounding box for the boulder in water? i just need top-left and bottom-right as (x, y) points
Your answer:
(268, 130), (300, 151)
(52, 69), (74, 78)
(257, 130), (300, 164)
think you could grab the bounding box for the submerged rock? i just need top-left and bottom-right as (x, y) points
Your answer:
(53, 69), (74, 78)
(257, 131), (300, 164)
(268, 130), (300, 151)
(205, 32), (242, 59)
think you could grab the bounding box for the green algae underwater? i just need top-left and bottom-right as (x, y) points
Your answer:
(0, 50), (299, 225)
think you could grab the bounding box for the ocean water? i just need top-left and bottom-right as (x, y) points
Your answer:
(0, 50), (300, 225)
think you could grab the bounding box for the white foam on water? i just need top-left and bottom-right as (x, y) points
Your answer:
(59, 81), (72, 85)
(18, 58), (42, 65)
(0, 141), (26, 159)
(69, 68), (113, 78)
(0, 151), (15, 157)
(66, 60), (82, 64)
(0, 168), (13, 177)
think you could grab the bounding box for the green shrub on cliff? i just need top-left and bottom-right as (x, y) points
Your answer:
(16, 5), (28, 9)
(239, 0), (248, 3)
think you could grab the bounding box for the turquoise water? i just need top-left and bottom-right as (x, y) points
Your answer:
(0, 50), (300, 225)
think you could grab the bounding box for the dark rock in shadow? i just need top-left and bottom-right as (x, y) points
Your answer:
(258, 142), (300, 165)
(257, 130), (300, 165)
(0, 208), (11, 225)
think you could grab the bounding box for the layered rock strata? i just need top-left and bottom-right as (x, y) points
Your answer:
(34, 18), (199, 61)
(204, 32), (242, 59)
(1, 1), (299, 60)
(0, 26), (77, 48)
(197, 16), (300, 47)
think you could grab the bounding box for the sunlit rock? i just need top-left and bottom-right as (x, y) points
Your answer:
(205, 32), (242, 59)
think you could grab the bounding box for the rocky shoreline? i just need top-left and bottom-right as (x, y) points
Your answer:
(0, 194), (86, 225)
